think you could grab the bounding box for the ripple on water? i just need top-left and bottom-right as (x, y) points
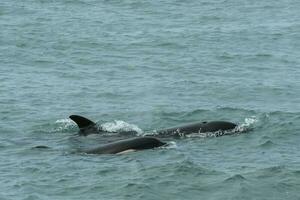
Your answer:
(224, 174), (247, 183)
(251, 165), (286, 179)
(258, 140), (277, 149)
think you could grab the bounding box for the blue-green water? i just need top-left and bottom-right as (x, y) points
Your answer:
(1, 0), (300, 199)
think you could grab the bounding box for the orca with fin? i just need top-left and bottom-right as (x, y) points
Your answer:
(69, 115), (237, 137)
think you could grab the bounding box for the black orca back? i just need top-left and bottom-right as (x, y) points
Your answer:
(84, 137), (166, 154)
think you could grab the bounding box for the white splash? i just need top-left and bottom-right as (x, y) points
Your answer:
(53, 119), (76, 132)
(235, 116), (258, 132)
(165, 141), (177, 149)
(101, 120), (143, 135)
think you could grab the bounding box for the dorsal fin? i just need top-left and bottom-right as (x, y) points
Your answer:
(69, 115), (96, 129)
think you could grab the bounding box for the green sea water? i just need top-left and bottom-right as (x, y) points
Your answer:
(1, 0), (300, 199)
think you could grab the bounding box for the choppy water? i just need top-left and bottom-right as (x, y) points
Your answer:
(1, 0), (300, 199)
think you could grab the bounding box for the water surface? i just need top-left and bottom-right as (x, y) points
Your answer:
(1, 0), (300, 199)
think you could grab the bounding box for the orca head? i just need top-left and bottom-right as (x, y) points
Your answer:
(133, 137), (167, 150)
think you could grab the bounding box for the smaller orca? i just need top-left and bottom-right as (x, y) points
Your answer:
(82, 137), (166, 154)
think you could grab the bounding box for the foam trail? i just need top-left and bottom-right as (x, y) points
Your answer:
(235, 116), (258, 132)
(101, 120), (144, 135)
(53, 119), (77, 132)
(165, 141), (177, 149)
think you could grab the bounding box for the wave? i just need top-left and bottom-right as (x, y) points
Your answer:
(224, 174), (247, 183)
(258, 140), (277, 148)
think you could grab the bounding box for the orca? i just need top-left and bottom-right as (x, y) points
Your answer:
(156, 121), (237, 136)
(69, 115), (237, 137)
(82, 137), (166, 154)
(31, 138), (165, 154)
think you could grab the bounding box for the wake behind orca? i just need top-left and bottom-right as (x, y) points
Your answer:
(69, 115), (237, 137)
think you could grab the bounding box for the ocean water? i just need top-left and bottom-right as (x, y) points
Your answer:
(1, 0), (300, 199)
